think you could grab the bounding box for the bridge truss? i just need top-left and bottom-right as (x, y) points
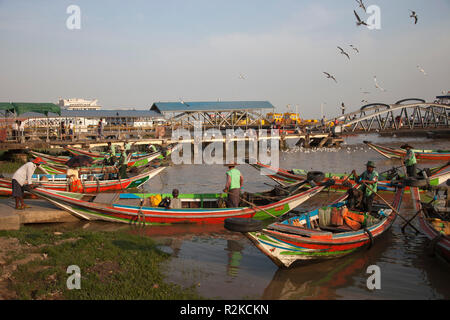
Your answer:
(333, 99), (450, 133)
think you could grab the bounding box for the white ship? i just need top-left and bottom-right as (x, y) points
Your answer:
(58, 98), (101, 110)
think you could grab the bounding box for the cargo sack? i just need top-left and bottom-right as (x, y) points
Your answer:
(331, 207), (344, 226)
(319, 207), (332, 227)
(343, 209), (365, 231)
(150, 194), (162, 207)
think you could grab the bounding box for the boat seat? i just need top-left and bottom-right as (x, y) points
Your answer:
(320, 225), (354, 233)
(268, 223), (332, 237)
(93, 193), (120, 205)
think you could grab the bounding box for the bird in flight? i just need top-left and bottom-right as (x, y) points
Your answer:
(374, 76), (386, 92)
(417, 65), (427, 75)
(239, 73), (246, 80)
(409, 10), (418, 24)
(356, 0), (366, 12)
(323, 72), (337, 83)
(349, 45), (359, 53)
(354, 10), (368, 26)
(361, 99), (369, 104)
(337, 46), (350, 60)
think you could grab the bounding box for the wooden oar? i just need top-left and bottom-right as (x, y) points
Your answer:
(225, 190), (279, 220)
(401, 196), (436, 233)
(362, 182), (422, 234)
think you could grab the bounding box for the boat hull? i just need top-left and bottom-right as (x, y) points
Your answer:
(29, 185), (326, 225)
(246, 187), (404, 268)
(0, 167), (164, 195)
(251, 162), (450, 193)
(365, 142), (450, 161)
(411, 187), (450, 263)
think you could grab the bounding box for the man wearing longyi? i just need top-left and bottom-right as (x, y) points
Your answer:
(11, 157), (46, 210)
(351, 161), (379, 213)
(224, 162), (243, 208)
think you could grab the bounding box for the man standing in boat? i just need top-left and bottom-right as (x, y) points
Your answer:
(224, 162), (243, 208)
(351, 161), (378, 213)
(401, 144), (417, 177)
(12, 157), (47, 210)
(117, 146), (129, 179)
(107, 142), (117, 165)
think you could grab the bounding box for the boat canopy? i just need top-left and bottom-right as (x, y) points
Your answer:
(0, 102), (61, 116)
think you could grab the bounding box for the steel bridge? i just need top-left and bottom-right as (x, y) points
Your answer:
(329, 99), (450, 133)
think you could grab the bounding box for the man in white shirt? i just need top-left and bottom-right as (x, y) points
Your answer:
(12, 157), (46, 210)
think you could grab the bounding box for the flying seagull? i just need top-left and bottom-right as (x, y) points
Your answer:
(410, 10), (418, 24)
(374, 76), (386, 92)
(356, 0), (366, 12)
(239, 73), (246, 80)
(354, 10), (368, 26)
(349, 44), (359, 53)
(323, 72), (337, 83)
(361, 99), (369, 104)
(337, 46), (350, 60)
(417, 65), (427, 75)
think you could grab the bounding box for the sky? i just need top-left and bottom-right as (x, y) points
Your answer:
(0, 0), (449, 118)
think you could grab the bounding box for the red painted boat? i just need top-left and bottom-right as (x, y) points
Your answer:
(28, 184), (326, 225)
(250, 161), (450, 192)
(0, 167), (165, 195)
(365, 141), (450, 161)
(235, 186), (404, 268)
(411, 186), (450, 263)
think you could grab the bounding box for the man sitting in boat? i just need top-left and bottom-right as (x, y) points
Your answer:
(67, 168), (83, 192)
(169, 189), (182, 209)
(158, 189), (182, 209)
(12, 157), (47, 210)
(401, 144), (417, 178)
(351, 161), (379, 213)
(224, 162), (243, 208)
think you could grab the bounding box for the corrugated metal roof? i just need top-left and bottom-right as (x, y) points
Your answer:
(150, 101), (274, 113)
(13, 109), (163, 119)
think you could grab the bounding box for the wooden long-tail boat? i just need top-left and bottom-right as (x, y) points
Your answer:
(0, 167), (165, 195)
(28, 183), (326, 225)
(250, 161), (450, 192)
(411, 186), (450, 263)
(239, 186), (404, 268)
(64, 145), (165, 160)
(39, 151), (165, 175)
(33, 144), (179, 174)
(364, 141), (450, 161)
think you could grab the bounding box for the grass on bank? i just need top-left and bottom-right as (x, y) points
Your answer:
(0, 226), (202, 300)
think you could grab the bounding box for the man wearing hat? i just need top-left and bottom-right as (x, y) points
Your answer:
(351, 161), (379, 213)
(224, 162), (244, 208)
(401, 144), (416, 177)
(11, 157), (46, 210)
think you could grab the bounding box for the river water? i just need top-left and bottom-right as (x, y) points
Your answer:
(37, 134), (450, 299)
